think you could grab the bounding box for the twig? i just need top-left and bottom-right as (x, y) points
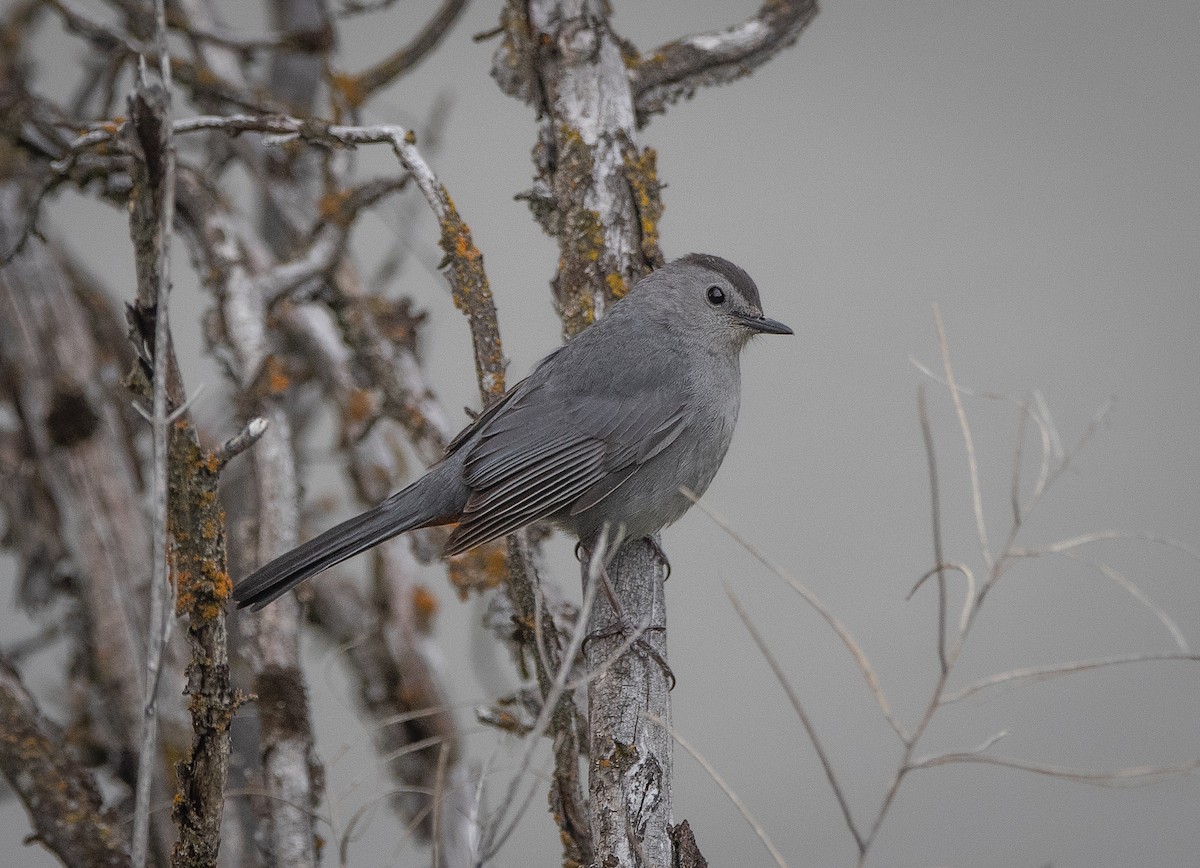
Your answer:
(213, 415), (269, 470)
(1014, 529), (1200, 563)
(1011, 397), (1030, 526)
(941, 652), (1200, 705)
(727, 587), (863, 853)
(648, 714), (788, 868)
(684, 489), (909, 743)
(0, 657), (130, 868)
(1058, 552), (1188, 652)
(917, 385), (948, 674)
(129, 7), (176, 860)
(933, 304), (992, 572)
(336, 0), (470, 107)
(908, 752), (1200, 786)
(906, 561), (976, 653)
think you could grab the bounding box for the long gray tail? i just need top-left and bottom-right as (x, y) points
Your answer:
(233, 460), (466, 611)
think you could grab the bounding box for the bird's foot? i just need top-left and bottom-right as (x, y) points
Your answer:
(577, 540), (675, 688)
(642, 536), (671, 580)
(582, 620), (675, 690)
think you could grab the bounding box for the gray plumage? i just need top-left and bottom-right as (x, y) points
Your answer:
(233, 254), (791, 611)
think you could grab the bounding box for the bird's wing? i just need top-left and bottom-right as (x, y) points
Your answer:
(442, 365), (688, 556)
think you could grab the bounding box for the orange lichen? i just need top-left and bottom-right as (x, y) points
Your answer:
(329, 70), (367, 108)
(344, 386), (373, 426)
(623, 146), (664, 266)
(411, 584), (438, 633)
(210, 570), (232, 601)
(446, 540), (508, 600)
(265, 356), (290, 395)
(318, 187), (353, 225)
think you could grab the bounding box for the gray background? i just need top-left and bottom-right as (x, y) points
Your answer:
(3, 1), (1199, 865)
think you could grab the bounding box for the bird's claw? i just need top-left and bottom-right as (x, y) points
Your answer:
(582, 621), (675, 690)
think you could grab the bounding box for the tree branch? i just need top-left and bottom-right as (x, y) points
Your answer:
(333, 0), (470, 107)
(629, 1), (819, 127)
(0, 658), (130, 868)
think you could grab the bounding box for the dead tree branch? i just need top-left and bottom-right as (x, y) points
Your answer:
(0, 658), (130, 868)
(629, 1), (819, 126)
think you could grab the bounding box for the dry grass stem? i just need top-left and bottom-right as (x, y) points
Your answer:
(1016, 530), (1200, 563)
(727, 586), (864, 853)
(1058, 552), (1188, 652)
(683, 489), (909, 743)
(646, 714), (788, 868)
(906, 561), (976, 655)
(917, 385), (949, 674)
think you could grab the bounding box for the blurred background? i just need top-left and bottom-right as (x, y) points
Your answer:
(3, 1), (1199, 865)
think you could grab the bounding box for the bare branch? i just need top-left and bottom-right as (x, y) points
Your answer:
(942, 653), (1200, 705)
(126, 24), (178, 862)
(214, 415), (269, 470)
(172, 113), (506, 402)
(479, 532), (605, 863)
(1059, 552), (1189, 653)
(906, 561), (976, 654)
(917, 385), (949, 674)
(1014, 529), (1200, 563)
(484, 533), (591, 864)
(0, 185), (162, 850)
(630, 1), (819, 126)
(0, 658), (130, 868)
(909, 752), (1200, 786)
(933, 304), (992, 571)
(335, 0), (470, 107)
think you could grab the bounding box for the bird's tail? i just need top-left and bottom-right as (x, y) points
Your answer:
(233, 461), (465, 611)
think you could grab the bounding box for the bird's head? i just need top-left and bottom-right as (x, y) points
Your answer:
(635, 253), (793, 351)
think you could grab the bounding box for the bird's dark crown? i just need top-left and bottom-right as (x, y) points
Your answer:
(679, 253), (762, 310)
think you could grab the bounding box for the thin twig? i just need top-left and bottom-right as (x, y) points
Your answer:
(727, 587), (864, 853)
(908, 752), (1200, 786)
(917, 385), (949, 674)
(1058, 552), (1189, 652)
(932, 304), (992, 572)
(647, 714), (788, 868)
(683, 489), (909, 743)
(213, 415), (269, 470)
(339, 0), (470, 106)
(906, 561), (976, 657)
(1011, 397), (1030, 526)
(942, 652), (1200, 705)
(1014, 529), (1200, 563)
(130, 7), (175, 861)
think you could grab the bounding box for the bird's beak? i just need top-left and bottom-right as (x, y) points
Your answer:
(737, 313), (793, 335)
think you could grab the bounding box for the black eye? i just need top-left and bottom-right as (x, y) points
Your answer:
(706, 285), (726, 305)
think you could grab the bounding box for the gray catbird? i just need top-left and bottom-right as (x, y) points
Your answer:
(233, 253), (791, 610)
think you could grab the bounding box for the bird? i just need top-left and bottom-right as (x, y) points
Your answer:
(233, 253), (792, 611)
